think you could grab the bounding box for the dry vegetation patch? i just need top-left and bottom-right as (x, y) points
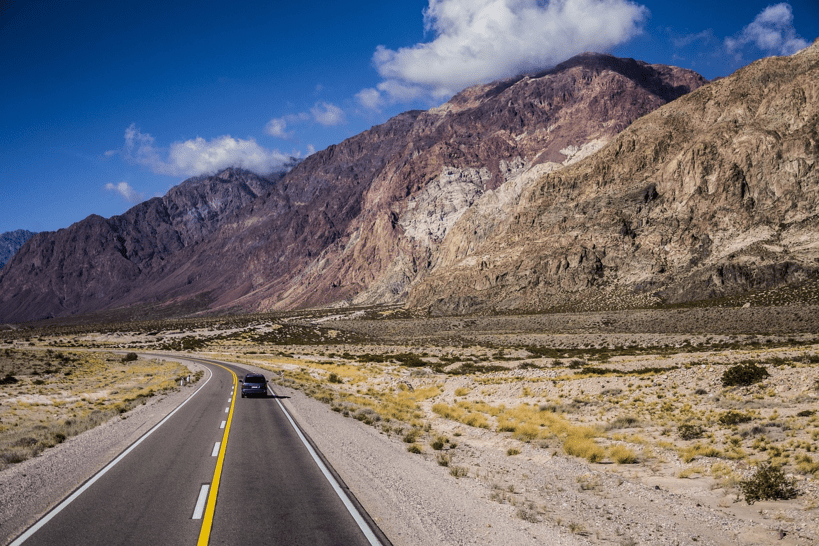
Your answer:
(0, 348), (194, 469)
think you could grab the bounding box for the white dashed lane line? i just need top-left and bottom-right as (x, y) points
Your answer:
(192, 484), (209, 520)
(211, 442), (220, 457)
(220, 421), (226, 429)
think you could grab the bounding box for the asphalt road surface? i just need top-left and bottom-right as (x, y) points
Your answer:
(10, 357), (386, 546)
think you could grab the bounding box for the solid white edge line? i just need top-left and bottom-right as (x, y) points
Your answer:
(192, 484), (209, 520)
(271, 386), (382, 546)
(211, 442), (220, 457)
(9, 365), (214, 546)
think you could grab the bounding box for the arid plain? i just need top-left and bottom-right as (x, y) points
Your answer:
(2, 303), (818, 545)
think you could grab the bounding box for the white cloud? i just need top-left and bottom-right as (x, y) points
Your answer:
(310, 102), (346, 126)
(122, 124), (293, 177)
(264, 117), (292, 139)
(725, 3), (808, 57)
(367, 0), (648, 102)
(356, 88), (384, 112)
(105, 181), (143, 203)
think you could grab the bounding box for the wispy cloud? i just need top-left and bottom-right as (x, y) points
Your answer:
(725, 3), (808, 59)
(104, 181), (143, 203)
(671, 29), (716, 49)
(122, 124), (293, 177)
(357, 0), (648, 108)
(264, 117), (292, 139)
(310, 102), (346, 126)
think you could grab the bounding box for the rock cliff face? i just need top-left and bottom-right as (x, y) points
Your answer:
(0, 230), (36, 270)
(0, 53), (706, 323)
(407, 40), (819, 314)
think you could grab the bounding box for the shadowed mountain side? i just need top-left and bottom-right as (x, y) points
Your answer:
(407, 40), (819, 315)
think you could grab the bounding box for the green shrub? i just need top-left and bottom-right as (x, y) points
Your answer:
(327, 372), (343, 384)
(721, 362), (769, 387)
(406, 444), (422, 454)
(739, 462), (798, 504)
(122, 352), (139, 362)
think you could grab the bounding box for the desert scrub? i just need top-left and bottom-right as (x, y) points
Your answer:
(0, 351), (189, 469)
(609, 444), (638, 464)
(564, 434), (605, 462)
(719, 411), (753, 426)
(449, 465), (468, 478)
(680, 443), (723, 463)
(721, 362), (769, 387)
(739, 462), (798, 504)
(678, 423), (705, 440)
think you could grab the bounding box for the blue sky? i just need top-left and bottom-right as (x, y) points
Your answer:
(1, 0), (817, 234)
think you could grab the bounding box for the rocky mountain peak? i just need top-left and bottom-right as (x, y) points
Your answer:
(0, 52), (710, 323)
(407, 41), (819, 314)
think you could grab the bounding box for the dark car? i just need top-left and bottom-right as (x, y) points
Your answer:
(240, 373), (267, 398)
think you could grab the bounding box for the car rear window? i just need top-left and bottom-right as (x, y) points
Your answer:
(245, 375), (265, 383)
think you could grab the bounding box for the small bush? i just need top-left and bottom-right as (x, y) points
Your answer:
(719, 411), (753, 426)
(0, 373), (19, 385)
(609, 445), (638, 464)
(122, 352), (139, 362)
(796, 409), (815, 417)
(507, 448), (520, 456)
(406, 444), (422, 454)
(722, 362), (769, 387)
(564, 436), (605, 462)
(327, 372), (343, 384)
(678, 423), (705, 440)
(681, 443), (722, 462)
(739, 462), (798, 504)
(436, 453), (450, 467)
(403, 429), (420, 443)
(608, 415), (640, 430)
(449, 466), (468, 478)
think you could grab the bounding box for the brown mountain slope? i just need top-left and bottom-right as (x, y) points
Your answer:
(256, 54), (706, 311)
(407, 40), (819, 314)
(0, 54), (705, 323)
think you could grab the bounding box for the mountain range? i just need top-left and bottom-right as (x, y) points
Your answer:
(1, 41), (816, 323)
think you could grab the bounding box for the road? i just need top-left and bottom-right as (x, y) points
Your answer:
(9, 358), (386, 546)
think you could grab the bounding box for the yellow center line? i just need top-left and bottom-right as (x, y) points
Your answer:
(197, 363), (237, 546)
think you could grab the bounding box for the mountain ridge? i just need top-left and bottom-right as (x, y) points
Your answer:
(407, 40), (819, 314)
(0, 52), (709, 323)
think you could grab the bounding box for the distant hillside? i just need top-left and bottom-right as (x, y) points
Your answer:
(0, 230), (36, 270)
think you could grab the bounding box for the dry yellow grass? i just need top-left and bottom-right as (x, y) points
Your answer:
(0, 350), (191, 469)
